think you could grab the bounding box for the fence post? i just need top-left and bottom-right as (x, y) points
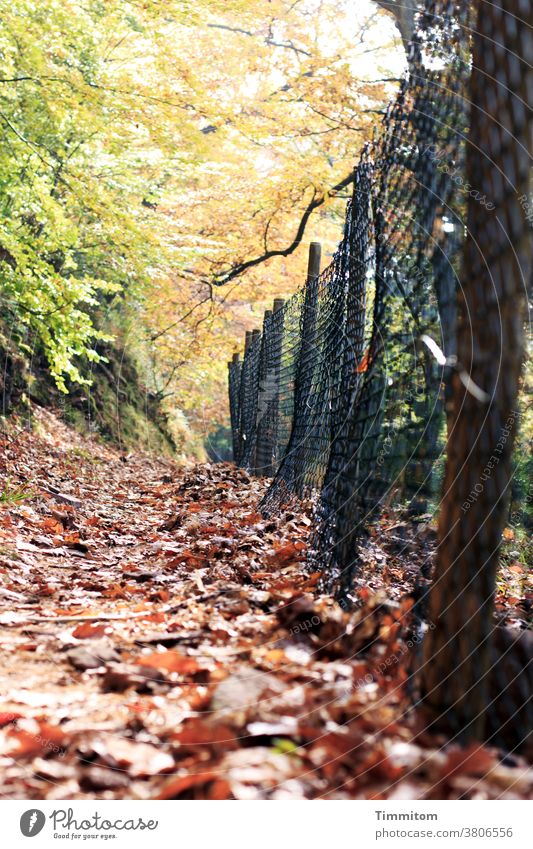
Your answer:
(228, 352), (241, 463)
(247, 329), (262, 472)
(305, 241), (321, 286)
(288, 242), (321, 497)
(299, 243), (321, 497)
(315, 164), (372, 588)
(254, 310), (273, 476)
(239, 328), (262, 471)
(268, 298), (285, 476)
(236, 332), (253, 467)
(254, 301), (288, 478)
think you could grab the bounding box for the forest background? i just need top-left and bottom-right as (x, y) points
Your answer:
(0, 0), (408, 458)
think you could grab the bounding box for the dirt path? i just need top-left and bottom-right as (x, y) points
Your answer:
(0, 408), (530, 800)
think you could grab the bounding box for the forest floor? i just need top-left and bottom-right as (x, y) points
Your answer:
(0, 406), (531, 800)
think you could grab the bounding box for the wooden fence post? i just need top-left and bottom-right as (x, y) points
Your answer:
(228, 352), (241, 463)
(236, 332), (253, 466)
(254, 309), (273, 476)
(269, 298), (285, 475)
(294, 242), (321, 496)
(306, 241), (322, 285)
(246, 329), (262, 471)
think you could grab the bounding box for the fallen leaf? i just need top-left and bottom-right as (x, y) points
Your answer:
(90, 737), (174, 778)
(72, 622), (108, 639)
(154, 771), (218, 799)
(137, 650), (201, 676)
(442, 744), (495, 778)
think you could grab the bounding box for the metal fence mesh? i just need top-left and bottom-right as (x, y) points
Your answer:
(229, 0), (474, 583)
(228, 0), (532, 749)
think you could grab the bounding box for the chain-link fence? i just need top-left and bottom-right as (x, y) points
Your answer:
(228, 0), (532, 749)
(229, 0), (474, 573)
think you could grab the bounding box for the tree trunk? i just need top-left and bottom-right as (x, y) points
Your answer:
(373, 0), (418, 55)
(420, 0), (532, 742)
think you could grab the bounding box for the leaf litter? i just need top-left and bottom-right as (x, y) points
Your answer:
(0, 407), (531, 800)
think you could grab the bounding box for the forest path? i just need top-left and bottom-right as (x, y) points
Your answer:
(0, 407), (530, 799)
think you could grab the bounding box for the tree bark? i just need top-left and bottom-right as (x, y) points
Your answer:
(420, 0), (532, 742)
(373, 0), (418, 55)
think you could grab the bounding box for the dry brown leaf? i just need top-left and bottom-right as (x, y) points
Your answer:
(137, 650), (201, 676)
(154, 771), (218, 800)
(72, 622), (108, 639)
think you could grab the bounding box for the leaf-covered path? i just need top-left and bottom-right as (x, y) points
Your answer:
(0, 408), (531, 800)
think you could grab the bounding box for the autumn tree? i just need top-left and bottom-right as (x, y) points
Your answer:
(0, 0), (403, 445)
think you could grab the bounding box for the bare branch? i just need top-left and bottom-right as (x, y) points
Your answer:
(207, 23), (311, 56)
(212, 170), (355, 285)
(149, 288), (213, 341)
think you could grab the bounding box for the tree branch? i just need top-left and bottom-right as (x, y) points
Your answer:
(207, 23), (311, 56)
(212, 170), (355, 285)
(149, 287), (213, 341)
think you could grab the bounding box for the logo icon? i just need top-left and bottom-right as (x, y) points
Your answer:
(20, 810), (46, 837)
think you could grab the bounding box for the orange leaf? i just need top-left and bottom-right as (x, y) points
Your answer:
(138, 650), (200, 676)
(270, 541), (306, 564)
(0, 712), (22, 728)
(150, 588), (170, 603)
(40, 518), (63, 533)
(63, 532), (81, 545)
(174, 720), (237, 747)
(262, 649), (287, 667)
(187, 503), (205, 513)
(207, 779), (232, 800)
(443, 744), (494, 778)
(239, 512), (262, 526)
(103, 583), (134, 600)
(154, 771), (217, 800)
(140, 612), (167, 623)
(198, 525), (220, 535)
(356, 348), (371, 373)
(72, 622), (107, 639)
